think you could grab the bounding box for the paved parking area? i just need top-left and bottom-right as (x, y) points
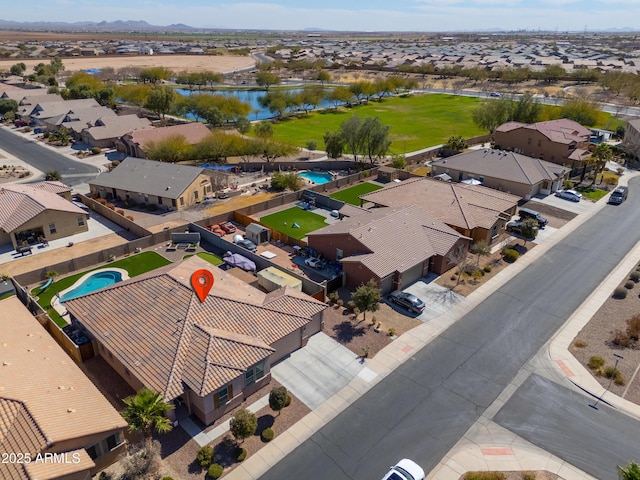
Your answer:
(271, 332), (376, 410)
(400, 275), (466, 322)
(528, 193), (597, 216)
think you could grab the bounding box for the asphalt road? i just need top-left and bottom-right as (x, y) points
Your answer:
(0, 127), (99, 187)
(260, 177), (640, 480)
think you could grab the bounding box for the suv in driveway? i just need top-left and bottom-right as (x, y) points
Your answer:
(518, 208), (548, 228)
(389, 291), (425, 314)
(609, 186), (628, 205)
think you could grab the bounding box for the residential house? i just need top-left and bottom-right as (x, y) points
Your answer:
(430, 149), (569, 199)
(493, 119), (592, 170)
(0, 182), (88, 249)
(0, 296), (128, 480)
(26, 99), (102, 126)
(624, 118), (640, 159)
(79, 114), (153, 149)
(89, 157), (213, 211)
(63, 256), (327, 426)
(307, 205), (470, 292)
(359, 177), (519, 245)
(115, 122), (211, 158)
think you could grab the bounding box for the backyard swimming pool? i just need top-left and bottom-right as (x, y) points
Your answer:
(59, 269), (128, 302)
(298, 171), (333, 185)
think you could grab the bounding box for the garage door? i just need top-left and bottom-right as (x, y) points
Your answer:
(399, 263), (423, 290)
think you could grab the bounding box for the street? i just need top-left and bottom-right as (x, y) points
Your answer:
(0, 126), (99, 187)
(260, 177), (640, 480)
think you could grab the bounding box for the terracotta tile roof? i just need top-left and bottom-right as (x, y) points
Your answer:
(311, 205), (466, 278)
(25, 449), (94, 480)
(496, 119), (591, 144)
(431, 149), (568, 186)
(0, 183), (85, 233)
(0, 297), (127, 462)
(26, 181), (72, 195)
(128, 122), (211, 149)
(64, 257), (326, 400)
(359, 177), (519, 231)
(84, 114), (152, 141)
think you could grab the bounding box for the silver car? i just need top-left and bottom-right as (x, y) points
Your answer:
(555, 189), (582, 202)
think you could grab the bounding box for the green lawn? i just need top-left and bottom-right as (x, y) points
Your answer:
(268, 94), (485, 153)
(183, 252), (224, 266)
(260, 207), (329, 239)
(574, 186), (609, 201)
(35, 251), (172, 328)
(330, 182), (383, 206)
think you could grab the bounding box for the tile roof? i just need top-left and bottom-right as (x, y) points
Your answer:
(0, 297), (127, 465)
(89, 157), (206, 200)
(0, 183), (86, 233)
(127, 122), (211, 150)
(496, 119), (592, 144)
(431, 149), (568, 186)
(64, 256), (327, 400)
(359, 177), (519, 231)
(84, 114), (152, 141)
(311, 205), (466, 278)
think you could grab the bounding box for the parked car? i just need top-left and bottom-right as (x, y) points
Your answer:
(234, 238), (257, 253)
(555, 189), (582, 202)
(389, 291), (425, 314)
(489, 92), (501, 97)
(217, 191), (229, 199)
(14, 120), (28, 127)
(220, 221), (236, 234)
(506, 219), (524, 234)
(609, 186), (628, 205)
(518, 207), (548, 228)
(382, 459), (425, 480)
(206, 224), (225, 236)
(304, 257), (324, 269)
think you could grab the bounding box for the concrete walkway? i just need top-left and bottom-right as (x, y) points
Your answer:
(225, 170), (640, 480)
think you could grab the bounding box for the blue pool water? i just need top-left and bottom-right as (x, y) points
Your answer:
(60, 271), (123, 302)
(298, 172), (333, 185)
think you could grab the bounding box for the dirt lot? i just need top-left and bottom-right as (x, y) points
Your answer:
(0, 54), (254, 75)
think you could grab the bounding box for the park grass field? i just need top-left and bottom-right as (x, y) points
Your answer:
(260, 206), (329, 240)
(330, 182), (383, 206)
(270, 93), (485, 153)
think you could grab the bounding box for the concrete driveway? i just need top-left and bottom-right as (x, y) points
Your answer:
(271, 332), (376, 410)
(402, 277), (465, 322)
(530, 193), (597, 215)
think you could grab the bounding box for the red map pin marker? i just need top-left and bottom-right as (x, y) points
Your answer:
(191, 269), (214, 303)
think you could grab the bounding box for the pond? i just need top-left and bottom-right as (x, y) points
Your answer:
(175, 87), (339, 121)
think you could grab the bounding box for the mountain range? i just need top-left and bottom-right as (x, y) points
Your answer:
(0, 19), (196, 32)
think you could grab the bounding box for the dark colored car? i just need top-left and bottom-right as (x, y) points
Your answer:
(235, 238), (257, 253)
(609, 186), (628, 205)
(389, 291), (425, 314)
(518, 208), (548, 228)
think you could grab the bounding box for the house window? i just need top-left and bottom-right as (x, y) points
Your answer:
(144, 195), (149, 203)
(527, 138), (531, 145)
(77, 216), (85, 227)
(491, 225), (498, 238)
(245, 362), (265, 386)
(537, 140), (542, 147)
(194, 190), (199, 200)
(336, 248), (343, 260)
(86, 445), (98, 460)
(180, 197), (185, 206)
(124, 368), (130, 377)
(49, 224), (57, 234)
(106, 434), (118, 451)
(172, 199), (177, 207)
(214, 385), (233, 409)
(158, 197), (163, 205)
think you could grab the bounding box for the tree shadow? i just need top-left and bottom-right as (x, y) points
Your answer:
(332, 320), (366, 344)
(256, 414), (275, 434)
(213, 436), (240, 468)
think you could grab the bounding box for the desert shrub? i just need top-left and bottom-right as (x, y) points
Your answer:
(162, 477), (174, 480)
(207, 463), (223, 478)
(23, 126), (31, 132)
(116, 209), (124, 215)
(236, 447), (247, 462)
(285, 394), (291, 407)
(96, 198), (107, 205)
(146, 203), (158, 211)
(336, 299), (344, 307)
(327, 291), (339, 304)
(106, 203), (115, 210)
(612, 329), (630, 347)
(613, 286), (628, 299)
(604, 367), (625, 385)
(484, 265), (492, 273)
(503, 249), (519, 263)
(91, 146), (101, 155)
(126, 215), (134, 221)
(196, 445), (214, 468)
(625, 280), (635, 290)
(388, 327), (397, 337)
(346, 300), (355, 313)
(472, 269), (484, 279)
(463, 472), (506, 480)
(630, 271), (640, 283)
(522, 473), (535, 480)
(450, 275), (457, 281)
(261, 428), (275, 442)
(626, 314), (640, 341)
(111, 160), (120, 168)
(574, 339), (588, 348)
(588, 356), (605, 369)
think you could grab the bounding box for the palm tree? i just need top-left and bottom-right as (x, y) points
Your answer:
(618, 461), (640, 480)
(121, 387), (174, 441)
(591, 143), (613, 185)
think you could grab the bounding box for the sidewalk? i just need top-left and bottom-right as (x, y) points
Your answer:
(225, 170), (640, 480)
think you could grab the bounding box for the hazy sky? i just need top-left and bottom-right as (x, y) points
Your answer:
(2, 0), (639, 32)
